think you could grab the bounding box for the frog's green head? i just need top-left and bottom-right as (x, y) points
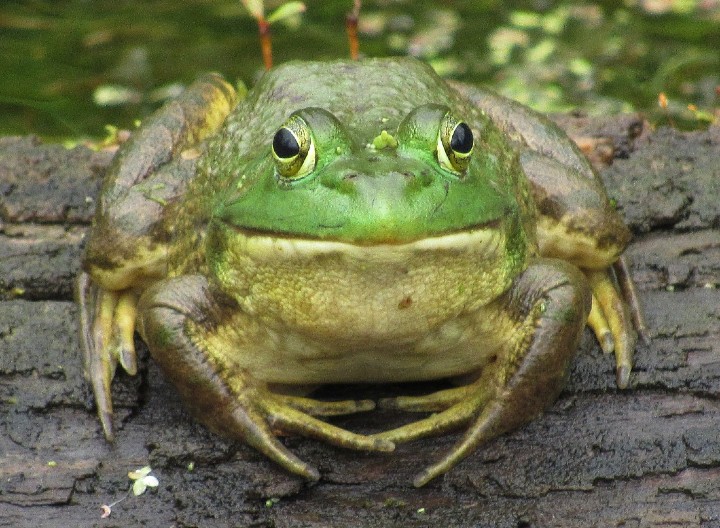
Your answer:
(209, 57), (533, 246)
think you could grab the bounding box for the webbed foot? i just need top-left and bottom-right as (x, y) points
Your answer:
(374, 259), (590, 486)
(77, 273), (140, 440)
(137, 275), (393, 481)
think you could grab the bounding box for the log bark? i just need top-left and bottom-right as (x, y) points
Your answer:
(1, 117), (719, 527)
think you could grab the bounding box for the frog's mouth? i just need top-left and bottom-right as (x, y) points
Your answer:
(224, 221), (506, 263)
(221, 215), (505, 247)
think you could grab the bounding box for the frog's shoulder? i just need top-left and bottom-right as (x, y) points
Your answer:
(83, 74), (236, 286)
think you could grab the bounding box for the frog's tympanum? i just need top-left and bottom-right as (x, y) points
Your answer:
(79, 58), (638, 487)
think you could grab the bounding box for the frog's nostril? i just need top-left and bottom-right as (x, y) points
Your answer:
(343, 173), (359, 181)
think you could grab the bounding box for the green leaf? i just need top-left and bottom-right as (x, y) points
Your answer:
(690, 109), (715, 123)
(267, 2), (306, 24)
(128, 466), (152, 480)
(510, 11), (541, 29)
(132, 479), (147, 496)
(240, 0), (264, 20)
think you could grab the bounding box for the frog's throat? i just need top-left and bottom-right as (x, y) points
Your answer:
(229, 224), (503, 261)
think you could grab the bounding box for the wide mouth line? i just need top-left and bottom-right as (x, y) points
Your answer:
(222, 217), (502, 248)
(222, 220), (503, 258)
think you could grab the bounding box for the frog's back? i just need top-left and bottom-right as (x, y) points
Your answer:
(241, 58), (457, 136)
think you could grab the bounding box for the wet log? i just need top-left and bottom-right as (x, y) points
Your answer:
(1, 118), (719, 527)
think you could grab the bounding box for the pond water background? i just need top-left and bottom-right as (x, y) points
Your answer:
(1, 0), (718, 140)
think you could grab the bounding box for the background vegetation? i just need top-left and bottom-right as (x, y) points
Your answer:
(1, 0), (718, 140)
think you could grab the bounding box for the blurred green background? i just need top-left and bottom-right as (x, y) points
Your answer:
(1, 0), (718, 141)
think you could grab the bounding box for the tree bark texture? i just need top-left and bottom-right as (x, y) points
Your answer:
(0, 116), (719, 527)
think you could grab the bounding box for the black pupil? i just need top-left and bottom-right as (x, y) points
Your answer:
(273, 128), (300, 158)
(450, 123), (473, 154)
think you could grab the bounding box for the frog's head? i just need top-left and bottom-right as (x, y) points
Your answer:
(211, 58), (533, 246)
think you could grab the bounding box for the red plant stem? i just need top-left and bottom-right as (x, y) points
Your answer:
(346, 0), (361, 60)
(345, 12), (359, 60)
(258, 18), (272, 70)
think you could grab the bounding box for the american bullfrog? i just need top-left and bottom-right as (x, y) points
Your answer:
(78, 57), (638, 487)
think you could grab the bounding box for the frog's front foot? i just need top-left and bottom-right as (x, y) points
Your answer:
(585, 257), (643, 388)
(374, 259), (591, 487)
(77, 273), (141, 441)
(136, 275), (393, 481)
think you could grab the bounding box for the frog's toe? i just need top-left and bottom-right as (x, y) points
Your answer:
(230, 404), (321, 481)
(378, 384), (478, 412)
(77, 274), (142, 440)
(112, 291), (140, 375)
(263, 398), (394, 452)
(87, 352), (115, 441)
(274, 394), (375, 416)
(586, 269), (636, 388)
(374, 378), (495, 443)
(613, 256), (651, 345)
(373, 400), (479, 444)
(587, 295), (614, 354)
(226, 395), (392, 479)
(225, 394), (391, 479)
(411, 401), (510, 487)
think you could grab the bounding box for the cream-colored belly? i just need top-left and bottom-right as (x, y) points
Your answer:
(251, 307), (506, 384)
(200, 227), (524, 385)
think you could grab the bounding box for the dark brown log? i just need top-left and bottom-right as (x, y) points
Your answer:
(1, 119), (719, 527)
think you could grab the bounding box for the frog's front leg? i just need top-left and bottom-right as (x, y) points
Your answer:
(375, 259), (591, 487)
(136, 275), (394, 481)
(79, 73), (239, 439)
(453, 82), (643, 386)
(520, 150), (638, 386)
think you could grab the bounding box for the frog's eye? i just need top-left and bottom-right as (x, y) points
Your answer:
(396, 104), (475, 177)
(437, 113), (474, 173)
(272, 115), (316, 179)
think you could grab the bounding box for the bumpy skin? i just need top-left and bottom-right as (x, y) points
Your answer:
(79, 57), (636, 486)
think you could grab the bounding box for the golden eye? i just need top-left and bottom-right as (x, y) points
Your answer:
(271, 115), (316, 179)
(437, 113), (474, 173)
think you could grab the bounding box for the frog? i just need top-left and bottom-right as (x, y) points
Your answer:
(78, 57), (640, 487)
